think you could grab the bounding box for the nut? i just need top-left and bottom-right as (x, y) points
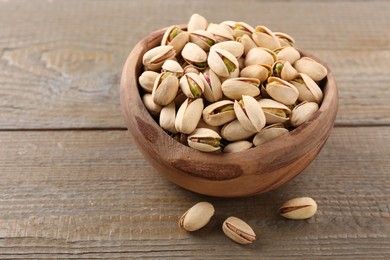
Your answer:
(179, 202), (215, 231)
(222, 216), (256, 244)
(280, 197), (317, 219)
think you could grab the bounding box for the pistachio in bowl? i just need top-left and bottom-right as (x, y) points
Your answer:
(120, 14), (338, 197)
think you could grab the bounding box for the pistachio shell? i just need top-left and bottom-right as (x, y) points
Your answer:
(232, 22), (255, 38)
(189, 30), (216, 51)
(207, 23), (234, 42)
(266, 77), (299, 105)
(272, 60), (298, 81)
(188, 13), (208, 32)
(290, 73), (323, 104)
(175, 98), (204, 134)
(159, 102), (177, 133)
(139, 71), (159, 92)
(199, 69), (222, 102)
(290, 101), (319, 127)
(252, 25), (281, 50)
(222, 216), (256, 244)
(240, 64), (270, 83)
(221, 77), (260, 100)
(181, 42), (208, 69)
(221, 119), (256, 141)
(275, 46), (301, 64)
(220, 20), (236, 30)
(203, 100), (236, 126)
(142, 93), (162, 116)
(152, 72), (179, 106)
(187, 128), (222, 152)
(274, 32), (295, 47)
(236, 34), (257, 56)
(234, 95), (266, 132)
(142, 45), (176, 71)
(280, 197), (317, 219)
(253, 124), (289, 146)
(183, 64), (200, 74)
(162, 60), (184, 76)
(179, 73), (205, 98)
(258, 98), (291, 124)
(208, 48), (239, 77)
(210, 41), (244, 59)
(179, 202), (215, 231)
(223, 141), (253, 153)
(294, 57), (328, 81)
(245, 47), (276, 67)
(197, 118), (221, 133)
(161, 25), (189, 54)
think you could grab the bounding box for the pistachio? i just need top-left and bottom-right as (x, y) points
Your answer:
(290, 73), (323, 104)
(258, 98), (291, 124)
(183, 64), (200, 75)
(280, 197), (317, 219)
(188, 13), (208, 32)
(236, 34), (257, 56)
(252, 25), (281, 50)
(274, 32), (295, 47)
(179, 73), (205, 98)
(181, 42), (208, 70)
(175, 98), (204, 134)
(272, 60), (298, 81)
(211, 41), (244, 59)
(208, 48), (239, 77)
(203, 100), (236, 126)
(223, 140), (253, 153)
(290, 101), (319, 127)
(240, 64), (271, 84)
(207, 23), (234, 42)
(253, 123), (289, 146)
(142, 45), (176, 71)
(221, 77), (260, 100)
(179, 202), (215, 231)
(222, 216), (256, 244)
(161, 60), (184, 77)
(274, 46), (301, 64)
(232, 22), (255, 38)
(234, 95), (266, 132)
(161, 25), (189, 54)
(221, 119), (256, 141)
(245, 47), (276, 67)
(152, 72), (179, 106)
(142, 93), (162, 116)
(199, 69), (223, 102)
(159, 102), (177, 133)
(188, 128), (223, 152)
(266, 77), (299, 105)
(294, 57), (328, 81)
(139, 71), (159, 92)
(189, 30), (216, 51)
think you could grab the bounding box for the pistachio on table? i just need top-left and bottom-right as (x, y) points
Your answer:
(179, 202), (215, 231)
(139, 14), (329, 153)
(222, 216), (256, 244)
(280, 197), (317, 219)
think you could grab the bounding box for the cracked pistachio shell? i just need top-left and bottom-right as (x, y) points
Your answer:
(290, 101), (319, 127)
(222, 216), (256, 244)
(142, 45), (176, 71)
(179, 202), (215, 231)
(221, 119), (256, 141)
(220, 20), (236, 30)
(221, 77), (260, 100)
(189, 30), (216, 51)
(183, 64), (200, 75)
(266, 77), (299, 105)
(234, 95), (266, 132)
(207, 23), (234, 42)
(210, 41), (244, 59)
(208, 48), (239, 78)
(236, 34), (257, 56)
(274, 46), (301, 64)
(181, 42), (208, 70)
(179, 73), (205, 99)
(258, 98), (291, 124)
(142, 93), (162, 116)
(175, 98), (204, 134)
(272, 60), (298, 81)
(220, 67), (240, 82)
(245, 47), (276, 67)
(159, 102), (177, 133)
(188, 128), (222, 152)
(197, 118), (221, 134)
(294, 57), (328, 81)
(152, 72), (179, 106)
(252, 25), (281, 50)
(232, 22), (255, 38)
(203, 100), (236, 126)
(161, 25), (189, 54)
(274, 32), (295, 47)
(240, 64), (271, 84)
(162, 60), (184, 77)
(290, 73), (323, 104)
(188, 13), (208, 32)
(223, 141), (253, 153)
(199, 69), (222, 102)
(280, 197), (317, 219)
(253, 123), (289, 146)
(139, 71), (159, 92)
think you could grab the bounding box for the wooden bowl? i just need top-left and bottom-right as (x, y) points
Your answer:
(120, 28), (338, 197)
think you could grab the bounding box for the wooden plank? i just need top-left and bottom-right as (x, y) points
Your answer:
(0, 1), (389, 129)
(0, 128), (389, 258)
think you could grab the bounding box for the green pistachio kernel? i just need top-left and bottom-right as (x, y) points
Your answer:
(262, 108), (287, 118)
(215, 104), (234, 114)
(273, 63), (283, 77)
(222, 57), (236, 73)
(188, 77), (202, 98)
(168, 27), (181, 42)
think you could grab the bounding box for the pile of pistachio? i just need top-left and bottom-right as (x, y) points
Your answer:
(139, 14), (328, 153)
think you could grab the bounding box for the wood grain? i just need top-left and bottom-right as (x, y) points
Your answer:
(0, 0), (389, 129)
(0, 128), (389, 258)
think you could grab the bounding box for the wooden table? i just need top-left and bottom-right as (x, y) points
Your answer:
(0, 0), (389, 258)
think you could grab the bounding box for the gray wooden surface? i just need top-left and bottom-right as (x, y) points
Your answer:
(0, 0), (389, 258)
